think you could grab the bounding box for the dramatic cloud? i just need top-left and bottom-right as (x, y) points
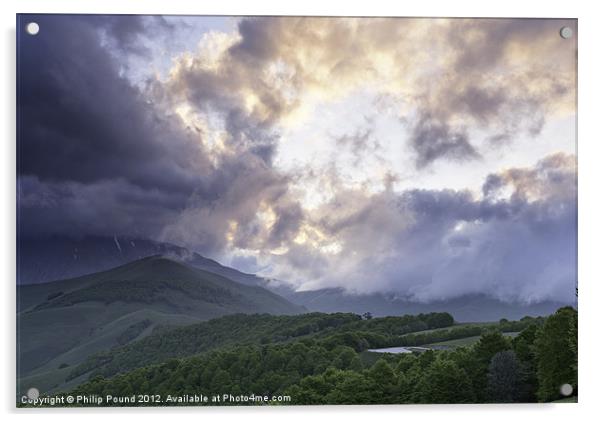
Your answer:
(159, 17), (575, 167)
(261, 153), (576, 303)
(17, 15), (577, 304)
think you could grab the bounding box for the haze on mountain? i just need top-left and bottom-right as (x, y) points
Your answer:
(19, 235), (570, 323)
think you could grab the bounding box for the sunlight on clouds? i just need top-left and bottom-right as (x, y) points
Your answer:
(225, 220), (238, 245)
(150, 18), (576, 301)
(256, 202), (277, 231)
(173, 102), (231, 165)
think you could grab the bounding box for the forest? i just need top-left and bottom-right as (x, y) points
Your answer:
(57, 307), (576, 405)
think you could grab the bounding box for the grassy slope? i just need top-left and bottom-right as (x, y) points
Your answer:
(424, 331), (520, 348)
(23, 312), (457, 396)
(17, 256), (304, 395)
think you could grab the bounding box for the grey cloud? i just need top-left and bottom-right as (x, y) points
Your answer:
(410, 114), (480, 168)
(18, 176), (181, 239)
(17, 15), (301, 256)
(18, 15), (208, 193)
(17, 16), (576, 305)
(266, 153), (576, 303)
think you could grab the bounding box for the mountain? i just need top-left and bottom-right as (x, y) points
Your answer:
(18, 236), (573, 323)
(17, 235), (263, 286)
(278, 287), (570, 322)
(17, 256), (304, 392)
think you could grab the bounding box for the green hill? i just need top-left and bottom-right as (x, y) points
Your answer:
(57, 309), (570, 406)
(17, 256), (304, 394)
(64, 311), (454, 383)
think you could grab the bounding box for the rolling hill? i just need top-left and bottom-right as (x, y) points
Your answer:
(17, 256), (304, 395)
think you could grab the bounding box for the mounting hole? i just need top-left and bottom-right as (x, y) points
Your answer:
(559, 26), (573, 39)
(25, 22), (39, 35)
(27, 387), (40, 400)
(560, 383), (573, 396)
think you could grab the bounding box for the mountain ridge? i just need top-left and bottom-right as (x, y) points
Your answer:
(18, 235), (573, 322)
(17, 256), (304, 381)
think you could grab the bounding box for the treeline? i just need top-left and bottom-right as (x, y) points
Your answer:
(64, 307), (576, 405)
(67, 312), (453, 381)
(392, 316), (545, 347)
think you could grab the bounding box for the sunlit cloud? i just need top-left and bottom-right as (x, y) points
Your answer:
(18, 15), (577, 304)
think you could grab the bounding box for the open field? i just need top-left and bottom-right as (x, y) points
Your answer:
(424, 331), (520, 348)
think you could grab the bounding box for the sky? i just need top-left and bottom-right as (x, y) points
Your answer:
(17, 15), (577, 304)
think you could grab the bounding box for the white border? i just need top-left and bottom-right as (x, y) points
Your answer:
(2, 1), (600, 421)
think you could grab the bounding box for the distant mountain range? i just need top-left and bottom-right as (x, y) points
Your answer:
(18, 236), (571, 324)
(278, 287), (568, 322)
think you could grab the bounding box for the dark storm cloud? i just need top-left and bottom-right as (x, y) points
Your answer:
(17, 16), (576, 305)
(410, 113), (480, 168)
(18, 15), (205, 192)
(18, 176), (182, 238)
(95, 15), (175, 56)
(17, 15), (298, 246)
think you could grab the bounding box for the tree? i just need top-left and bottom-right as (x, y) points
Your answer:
(368, 359), (398, 402)
(511, 324), (539, 401)
(534, 307), (577, 401)
(487, 350), (522, 402)
(471, 331), (511, 401)
(474, 332), (511, 366)
(416, 358), (475, 403)
(323, 370), (376, 404)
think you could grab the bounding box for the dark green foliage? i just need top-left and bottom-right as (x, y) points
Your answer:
(67, 313), (361, 380)
(534, 307), (577, 401)
(487, 350), (522, 402)
(68, 311), (453, 381)
(25, 308), (574, 406)
(511, 324), (539, 401)
(474, 332), (511, 365)
(70, 341), (347, 405)
(368, 359), (398, 402)
(415, 358), (475, 403)
(470, 331), (511, 401)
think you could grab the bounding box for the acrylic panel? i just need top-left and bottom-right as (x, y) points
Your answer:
(16, 14), (577, 407)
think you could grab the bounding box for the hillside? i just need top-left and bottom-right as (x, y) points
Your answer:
(17, 256), (304, 393)
(65, 311), (455, 382)
(57, 309), (575, 406)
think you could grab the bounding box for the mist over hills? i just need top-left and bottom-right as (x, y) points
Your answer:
(279, 287), (567, 322)
(18, 235), (572, 323)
